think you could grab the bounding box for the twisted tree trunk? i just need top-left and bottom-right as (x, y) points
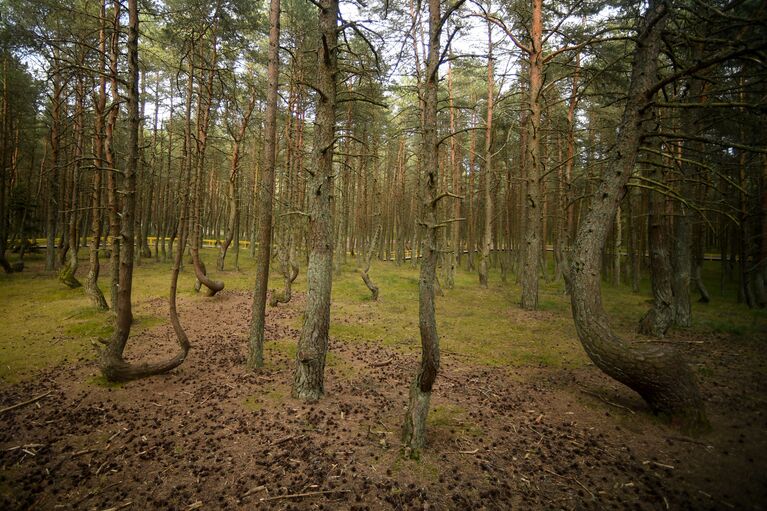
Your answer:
(565, 0), (707, 431)
(84, 2), (109, 311)
(100, 0), (189, 382)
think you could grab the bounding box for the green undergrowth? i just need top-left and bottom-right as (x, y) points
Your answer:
(1, 250), (763, 387)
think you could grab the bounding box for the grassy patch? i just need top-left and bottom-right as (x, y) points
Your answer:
(1, 250), (763, 387)
(243, 385), (289, 411)
(86, 375), (125, 389)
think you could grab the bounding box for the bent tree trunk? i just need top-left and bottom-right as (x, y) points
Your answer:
(85, 5), (109, 311)
(566, 0), (706, 431)
(360, 223), (381, 300)
(99, 0), (189, 382)
(292, 0), (338, 400)
(403, 0), (459, 455)
(270, 241), (298, 307)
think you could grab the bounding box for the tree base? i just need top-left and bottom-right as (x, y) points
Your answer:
(58, 264), (82, 288)
(402, 379), (431, 458)
(292, 354), (325, 402)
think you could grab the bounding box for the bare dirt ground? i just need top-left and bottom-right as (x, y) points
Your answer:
(1, 290), (766, 510)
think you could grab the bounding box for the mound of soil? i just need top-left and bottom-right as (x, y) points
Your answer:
(1, 290), (765, 510)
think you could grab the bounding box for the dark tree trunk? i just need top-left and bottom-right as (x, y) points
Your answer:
(106, 0), (121, 312)
(638, 160), (674, 337)
(248, 0), (281, 370)
(99, 0), (188, 381)
(564, 0), (707, 431)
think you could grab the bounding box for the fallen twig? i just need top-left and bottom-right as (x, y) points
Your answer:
(273, 434), (303, 446)
(371, 357), (393, 367)
(260, 489), (350, 502)
(643, 460), (674, 470)
(666, 435), (711, 448)
(0, 390), (53, 414)
(578, 386), (636, 415)
(5, 443), (45, 451)
(71, 448), (98, 458)
(100, 501), (132, 511)
(241, 485), (267, 498)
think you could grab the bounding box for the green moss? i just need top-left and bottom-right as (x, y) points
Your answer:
(243, 386), (289, 411)
(391, 454), (440, 482)
(86, 375), (125, 388)
(427, 404), (482, 437)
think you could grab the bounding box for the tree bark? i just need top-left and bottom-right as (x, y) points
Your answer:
(100, 0), (189, 381)
(292, 0), (338, 400)
(84, 1), (109, 311)
(106, 0), (121, 312)
(564, 0), (707, 431)
(478, 18), (494, 289)
(638, 152), (674, 337)
(403, 0), (463, 455)
(248, 0), (281, 370)
(521, 0), (543, 310)
(360, 224), (381, 301)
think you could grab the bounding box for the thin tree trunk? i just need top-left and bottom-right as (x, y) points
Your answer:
(403, 0), (461, 455)
(521, 0), (543, 310)
(84, 2), (109, 311)
(106, 0), (121, 312)
(100, 0), (189, 381)
(478, 19), (494, 288)
(248, 0), (281, 370)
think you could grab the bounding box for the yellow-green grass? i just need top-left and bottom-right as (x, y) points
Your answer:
(1, 249), (764, 386)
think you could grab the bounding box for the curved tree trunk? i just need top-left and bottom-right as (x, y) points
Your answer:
(100, 0), (189, 382)
(565, 0), (707, 431)
(360, 224), (381, 301)
(59, 71), (85, 289)
(403, 0), (457, 455)
(189, 16), (224, 297)
(218, 93), (255, 272)
(84, 3), (109, 311)
(270, 239), (298, 307)
(292, 0), (338, 399)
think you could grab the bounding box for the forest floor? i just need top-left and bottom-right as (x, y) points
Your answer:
(1, 250), (766, 510)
